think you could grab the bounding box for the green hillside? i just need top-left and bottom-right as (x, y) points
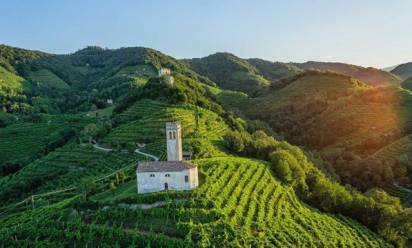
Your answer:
(223, 71), (412, 192)
(401, 76), (412, 91)
(294, 61), (401, 85)
(183, 53), (271, 95)
(392, 62), (412, 80)
(1, 44), (412, 247)
(0, 44), (48, 73)
(0, 114), (90, 168)
(0, 156), (391, 247)
(27, 69), (70, 90)
(104, 99), (229, 159)
(247, 58), (303, 81)
(0, 44), (214, 114)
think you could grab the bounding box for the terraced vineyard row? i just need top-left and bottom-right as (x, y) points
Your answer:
(385, 184), (412, 207)
(104, 99), (229, 145)
(0, 155), (391, 247)
(0, 143), (147, 206)
(27, 69), (70, 89)
(195, 157), (390, 247)
(366, 135), (412, 163)
(0, 115), (91, 165)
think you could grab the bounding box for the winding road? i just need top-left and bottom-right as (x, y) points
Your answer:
(93, 143), (159, 161)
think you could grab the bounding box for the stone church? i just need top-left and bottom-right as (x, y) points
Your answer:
(136, 122), (199, 194)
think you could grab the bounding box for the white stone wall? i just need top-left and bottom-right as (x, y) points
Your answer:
(137, 168), (198, 194)
(189, 167), (199, 188)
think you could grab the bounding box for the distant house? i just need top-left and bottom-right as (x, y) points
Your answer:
(158, 67), (171, 77)
(136, 122), (199, 194)
(107, 99), (113, 105)
(158, 67), (174, 85)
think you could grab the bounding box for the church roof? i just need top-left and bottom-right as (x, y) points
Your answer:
(137, 161), (196, 173)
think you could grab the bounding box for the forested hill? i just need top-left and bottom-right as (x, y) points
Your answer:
(0, 44), (412, 246)
(182, 52), (302, 95)
(0, 44), (214, 115)
(392, 62), (412, 80)
(292, 61), (401, 85)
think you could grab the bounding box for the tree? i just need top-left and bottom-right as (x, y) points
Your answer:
(224, 131), (244, 153)
(270, 151), (292, 183)
(81, 123), (98, 144)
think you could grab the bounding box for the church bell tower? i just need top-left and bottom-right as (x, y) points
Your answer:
(166, 122), (182, 161)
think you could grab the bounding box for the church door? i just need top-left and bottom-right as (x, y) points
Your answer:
(164, 182), (168, 190)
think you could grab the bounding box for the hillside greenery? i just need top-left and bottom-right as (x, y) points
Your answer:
(392, 62), (412, 80)
(294, 61), (401, 85)
(1, 44), (412, 247)
(226, 71), (412, 192)
(183, 53), (271, 95)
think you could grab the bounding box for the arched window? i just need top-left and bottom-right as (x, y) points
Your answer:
(173, 131), (176, 139)
(169, 131), (172, 139)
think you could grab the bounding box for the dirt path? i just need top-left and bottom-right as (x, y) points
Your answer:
(92, 143), (159, 161)
(93, 143), (113, 152)
(134, 148), (159, 161)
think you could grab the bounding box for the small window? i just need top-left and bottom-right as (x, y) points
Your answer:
(173, 131), (176, 139)
(165, 174), (170, 177)
(185, 175), (189, 183)
(169, 131), (172, 139)
(150, 174), (155, 177)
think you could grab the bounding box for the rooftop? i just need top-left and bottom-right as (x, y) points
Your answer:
(137, 161), (196, 173)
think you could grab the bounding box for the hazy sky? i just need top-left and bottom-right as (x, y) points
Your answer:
(1, 0), (412, 68)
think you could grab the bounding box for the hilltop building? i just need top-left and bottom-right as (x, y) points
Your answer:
(158, 67), (174, 85)
(158, 67), (171, 77)
(136, 122), (198, 194)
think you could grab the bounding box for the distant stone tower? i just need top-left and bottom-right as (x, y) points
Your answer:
(166, 122), (182, 161)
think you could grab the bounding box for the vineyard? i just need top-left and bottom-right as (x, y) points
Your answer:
(0, 156), (390, 247)
(385, 184), (412, 207)
(0, 143), (147, 207)
(27, 69), (70, 90)
(104, 99), (229, 158)
(0, 114), (91, 165)
(194, 157), (389, 247)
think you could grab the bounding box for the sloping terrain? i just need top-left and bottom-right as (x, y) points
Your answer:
(0, 156), (390, 247)
(1, 44), (411, 247)
(294, 61), (401, 85)
(392, 62), (412, 80)
(228, 71), (412, 191)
